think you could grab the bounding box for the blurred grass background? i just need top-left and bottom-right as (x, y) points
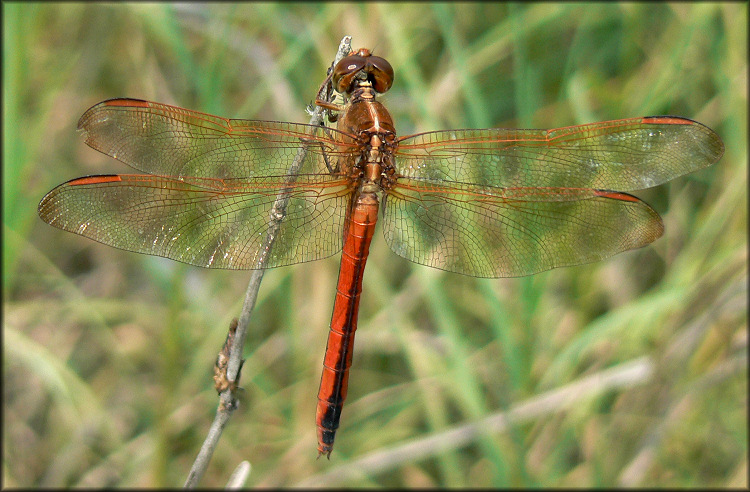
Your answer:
(3, 2), (746, 487)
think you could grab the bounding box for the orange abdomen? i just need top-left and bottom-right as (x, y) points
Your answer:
(315, 192), (379, 457)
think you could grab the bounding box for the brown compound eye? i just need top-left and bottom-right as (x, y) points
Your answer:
(331, 50), (395, 95)
(366, 56), (394, 94)
(332, 54), (367, 94)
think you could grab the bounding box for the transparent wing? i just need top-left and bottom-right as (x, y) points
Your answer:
(394, 116), (723, 190)
(383, 117), (723, 277)
(383, 185), (662, 277)
(76, 98), (358, 178)
(40, 98), (358, 269)
(39, 174), (351, 269)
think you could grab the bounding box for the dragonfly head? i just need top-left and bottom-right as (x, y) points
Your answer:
(332, 48), (394, 96)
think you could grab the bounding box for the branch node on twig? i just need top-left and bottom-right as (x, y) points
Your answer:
(214, 318), (243, 394)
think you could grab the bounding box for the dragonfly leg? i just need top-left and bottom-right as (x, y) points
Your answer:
(316, 124), (340, 174)
(315, 64), (343, 123)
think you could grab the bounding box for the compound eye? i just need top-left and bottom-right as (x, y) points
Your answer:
(367, 56), (394, 93)
(332, 55), (366, 94)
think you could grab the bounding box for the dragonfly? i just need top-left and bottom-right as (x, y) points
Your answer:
(38, 48), (724, 457)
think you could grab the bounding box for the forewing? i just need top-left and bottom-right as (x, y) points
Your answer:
(77, 98), (357, 179)
(395, 117), (723, 191)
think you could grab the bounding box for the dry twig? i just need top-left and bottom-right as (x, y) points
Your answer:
(183, 36), (353, 488)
